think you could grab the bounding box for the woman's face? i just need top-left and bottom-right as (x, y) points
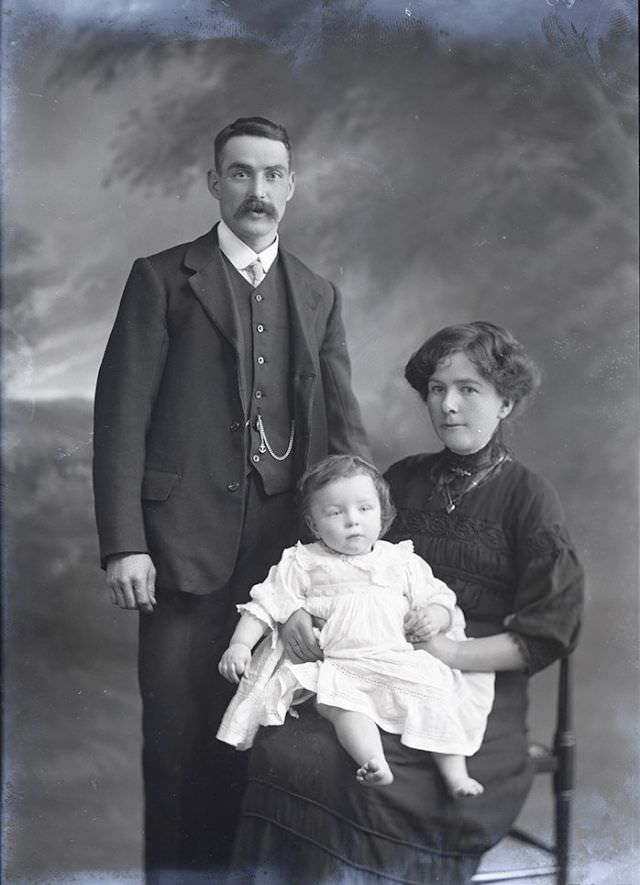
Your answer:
(426, 351), (513, 455)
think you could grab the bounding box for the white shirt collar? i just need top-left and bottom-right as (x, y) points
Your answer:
(217, 219), (279, 275)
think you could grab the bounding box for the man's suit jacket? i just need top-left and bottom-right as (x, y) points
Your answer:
(93, 226), (370, 595)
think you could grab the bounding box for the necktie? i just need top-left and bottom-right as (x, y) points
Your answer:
(245, 259), (266, 287)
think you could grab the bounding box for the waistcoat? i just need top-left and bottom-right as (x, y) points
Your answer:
(225, 257), (295, 495)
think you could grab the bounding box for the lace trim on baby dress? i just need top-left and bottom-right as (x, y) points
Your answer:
(294, 539), (416, 589)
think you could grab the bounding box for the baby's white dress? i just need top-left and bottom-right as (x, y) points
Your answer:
(216, 540), (494, 755)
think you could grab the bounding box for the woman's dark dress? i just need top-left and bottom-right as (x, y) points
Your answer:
(228, 449), (583, 885)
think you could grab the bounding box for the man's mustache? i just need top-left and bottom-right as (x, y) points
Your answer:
(235, 198), (278, 219)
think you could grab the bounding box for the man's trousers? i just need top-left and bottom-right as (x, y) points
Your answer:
(138, 474), (298, 885)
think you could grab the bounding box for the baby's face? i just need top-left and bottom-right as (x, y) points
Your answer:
(308, 474), (382, 556)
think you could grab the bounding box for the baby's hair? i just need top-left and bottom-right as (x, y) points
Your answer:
(405, 321), (541, 417)
(298, 455), (397, 536)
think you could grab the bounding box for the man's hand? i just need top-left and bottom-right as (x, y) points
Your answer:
(280, 609), (323, 663)
(106, 553), (156, 613)
(219, 643), (252, 684)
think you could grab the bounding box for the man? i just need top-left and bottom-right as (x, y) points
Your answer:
(93, 117), (369, 884)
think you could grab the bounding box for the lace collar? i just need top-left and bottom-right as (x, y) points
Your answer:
(435, 440), (511, 513)
(439, 439), (508, 476)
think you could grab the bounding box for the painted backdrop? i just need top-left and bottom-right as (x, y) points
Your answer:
(2, 1), (638, 883)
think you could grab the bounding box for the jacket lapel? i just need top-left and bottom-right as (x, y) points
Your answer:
(185, 232), (321, 428)
(279, 248), (321, 382)
(279, 249), (324, 469)
(185, 226), (242, 355)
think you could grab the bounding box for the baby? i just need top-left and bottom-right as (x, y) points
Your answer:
(217, 455), (494, 796)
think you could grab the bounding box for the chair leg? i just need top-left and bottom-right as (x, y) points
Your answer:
(554, 657), (575, 885)
(473, 657), (576, 885)
(555, 789), (571, 885)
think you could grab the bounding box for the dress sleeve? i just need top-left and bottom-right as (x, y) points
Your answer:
(505, 473), (584, 675)
(238, 545), (311, 629)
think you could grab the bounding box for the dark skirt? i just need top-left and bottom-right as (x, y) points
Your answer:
(228, 670), (534, 885)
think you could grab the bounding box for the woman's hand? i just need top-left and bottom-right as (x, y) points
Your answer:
(219, 643), (252, 684)
(280, 609), (324, 663)
(414, 634), (461, 668)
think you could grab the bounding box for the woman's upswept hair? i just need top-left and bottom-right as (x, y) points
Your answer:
(298, 455), (396, 536)
(405, 321), (541, 416)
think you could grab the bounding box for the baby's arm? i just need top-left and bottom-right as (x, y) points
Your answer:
(403, 550), (460, 642)
(218, 612), (268, 684)
(405, 603), (452, 642)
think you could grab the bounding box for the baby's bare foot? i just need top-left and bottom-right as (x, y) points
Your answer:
(356, 756), (394, 787)
(449, 776), (484, 798)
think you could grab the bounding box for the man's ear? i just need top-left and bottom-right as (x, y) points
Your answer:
(286, 171), (296, 202)
(207, 169), (221, 200)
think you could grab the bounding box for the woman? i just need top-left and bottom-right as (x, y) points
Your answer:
(228, 322), (583, 884)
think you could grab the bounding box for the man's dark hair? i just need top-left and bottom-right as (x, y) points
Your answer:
(214, 117), (292, 171)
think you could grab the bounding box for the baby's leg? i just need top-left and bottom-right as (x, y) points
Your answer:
(432, 752), (484, 798)
(316, 702), (393, 786)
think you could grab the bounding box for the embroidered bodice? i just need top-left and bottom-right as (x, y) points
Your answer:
(385, 452), (583, 674)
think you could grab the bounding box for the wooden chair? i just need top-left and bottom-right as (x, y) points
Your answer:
(472, 656), (574, 885)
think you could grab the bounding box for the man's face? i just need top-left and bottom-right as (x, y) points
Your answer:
(208, 135), (295, 252)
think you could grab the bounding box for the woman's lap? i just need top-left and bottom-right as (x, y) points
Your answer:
(230, 672), (533, 885)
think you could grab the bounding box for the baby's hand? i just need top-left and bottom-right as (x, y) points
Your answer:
(405, 604), (450, 642)
(218, 643), (252, 684)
